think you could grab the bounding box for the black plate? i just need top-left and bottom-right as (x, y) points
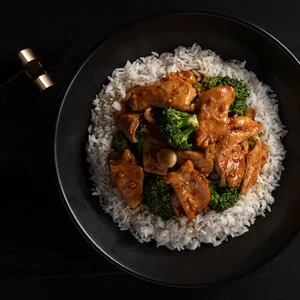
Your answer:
(55, 12), (300, 287)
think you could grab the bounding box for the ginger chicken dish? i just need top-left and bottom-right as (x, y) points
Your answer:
(109, 70), (269, 221)
(87, 45), (286, 250)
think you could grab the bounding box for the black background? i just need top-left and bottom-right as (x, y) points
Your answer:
(1, 1), (300, 298)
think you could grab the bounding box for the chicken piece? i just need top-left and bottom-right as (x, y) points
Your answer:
(215, 138), (249, 188)
(171, 194), (185, 217)
(229, 116), (262, 143)
(244, 107), (256, 120)
(143, 137), (169, 175)
(240, 141), (269, 194)
(164, 70), (197, 85)
(109, 150), (144, 208)
(215, 116), (262, 187)
(195, 86), (236, 149)
(175, 145), (215, 175)
(164, 160), (210, 220)
(114, 111), (140, 143)
(127, 79), (196, 112)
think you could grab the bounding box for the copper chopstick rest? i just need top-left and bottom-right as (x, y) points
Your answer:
(17, 48), (54, 91)
(0, 37), (73, 116)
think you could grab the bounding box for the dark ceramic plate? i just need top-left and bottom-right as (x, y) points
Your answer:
(55, 12), (300, 287)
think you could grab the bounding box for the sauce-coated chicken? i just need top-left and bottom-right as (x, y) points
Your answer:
(164, 70), (197, 85)
(114, 111), (140, 143)
(143, 136), (169, 175)
(171, 194), (185, 217)
(164, 160), (210, 220)
(215, 139), (249, 188)
(175, 145), (214, 175)
(240, 141), (269, 194)
(229, 116), (262, 143)
(109, 150), (144, 208)
(195, 86), (236, 149)
(215, 116), (262, 187)
(127, 79), (196, 112)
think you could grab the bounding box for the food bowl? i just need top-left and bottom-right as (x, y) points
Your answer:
(55, 12), (300, 287)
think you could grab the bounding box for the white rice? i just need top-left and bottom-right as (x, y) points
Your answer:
(86, 44), (287, 250)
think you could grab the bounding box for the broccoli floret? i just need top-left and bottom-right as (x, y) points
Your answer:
(202, 77), (224, 90)
(209, 185), (239, 212)
(111, 132), (130, 153)
(248, 136), (258, 149)
(248, 139), (255, 147)
(133, 125), (147, 158)
(202, 76), (249, 116)
(112, 125), (146, 159)
(160, 107), (199, 150)
(143, 175), (174, 220)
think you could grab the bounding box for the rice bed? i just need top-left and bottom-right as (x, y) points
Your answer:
(87, 44), (287, 250)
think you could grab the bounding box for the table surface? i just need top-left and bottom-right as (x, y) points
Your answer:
(1, 1), (300, 298)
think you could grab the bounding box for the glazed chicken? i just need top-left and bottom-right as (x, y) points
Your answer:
(240, 141), (269, 194)
(143, 136), (169, 175)
(229, 116), (262, 143)
(109, 149), (144, 208)
(171, 194), (185, 217)
(215, 116), (262, 187)
(127, 74), (196, 112)
(175, 145), (215, 175)
(164, 160), (210, 219)
(195, 86), (236, 149)
(114, 111), (140, 143)
(164, 70), (197, 85)
(215, 139), (249, 188)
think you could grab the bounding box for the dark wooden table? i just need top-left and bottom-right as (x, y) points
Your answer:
(1, 1), (300, 298)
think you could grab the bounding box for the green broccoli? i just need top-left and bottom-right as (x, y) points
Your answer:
(209, 185), (239, 212)
(248, 136), (258, 149)
(143, 175), (174, 220)
(160, 107), (199, 150)
(133, 125), (147, 158)
(248, 139), (255, 147)
(112, 125), (146, 159)
(202, 76), (249, 116)
(111, 132), (130, 153)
